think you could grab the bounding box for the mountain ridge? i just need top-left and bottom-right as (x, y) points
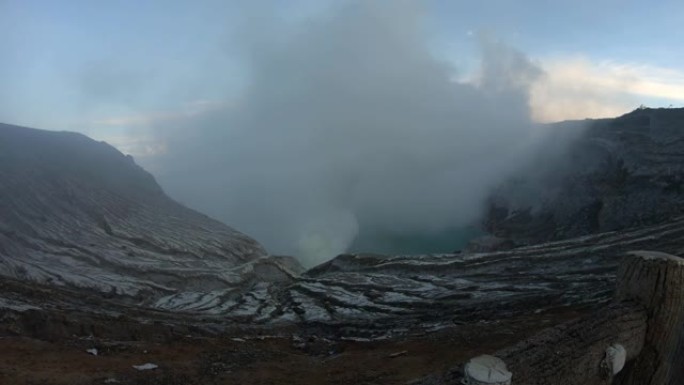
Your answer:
(0, 122), (297, 303)
(486, 107), (684, 245)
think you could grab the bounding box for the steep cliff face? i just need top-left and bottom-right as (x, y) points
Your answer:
(0, 123), (283, 300)
(485, 108), (684, 245)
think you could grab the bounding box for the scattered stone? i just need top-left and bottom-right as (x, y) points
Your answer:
(132, 363), (158, 371)
(603, 344), (627, 376)
(463, 355), (511, 385)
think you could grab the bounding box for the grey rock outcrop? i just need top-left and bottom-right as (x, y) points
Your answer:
(486, 107), (684, 244)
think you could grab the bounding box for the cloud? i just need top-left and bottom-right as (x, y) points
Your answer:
(93, 114), (179, 127)
(100, 135), (168, 158)
(74, 59), (161, 110)
(530, 57), (684, 122)
(90, 100), (229, 128)
(144, 1), (547, 266)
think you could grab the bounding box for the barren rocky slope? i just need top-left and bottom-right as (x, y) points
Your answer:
(487, 107), (684, 245)
(0, 123), (299, 308)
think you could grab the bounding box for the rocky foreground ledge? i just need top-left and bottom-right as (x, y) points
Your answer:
(414, 251), (684, 385)
(1, 222), (682, 385)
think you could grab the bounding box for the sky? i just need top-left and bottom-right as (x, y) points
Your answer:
(2, 0), (684, 264)
(2, 0), (684, 148)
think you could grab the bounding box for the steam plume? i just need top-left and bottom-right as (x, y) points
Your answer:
(150, 2), (544, 266)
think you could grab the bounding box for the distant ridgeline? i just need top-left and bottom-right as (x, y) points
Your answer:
(486, 107), (684, 245)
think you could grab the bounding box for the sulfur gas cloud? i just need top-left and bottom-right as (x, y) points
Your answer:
(149, 1), (547, 266)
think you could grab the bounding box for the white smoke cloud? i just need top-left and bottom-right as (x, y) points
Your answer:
(147, 1), (545, 266)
